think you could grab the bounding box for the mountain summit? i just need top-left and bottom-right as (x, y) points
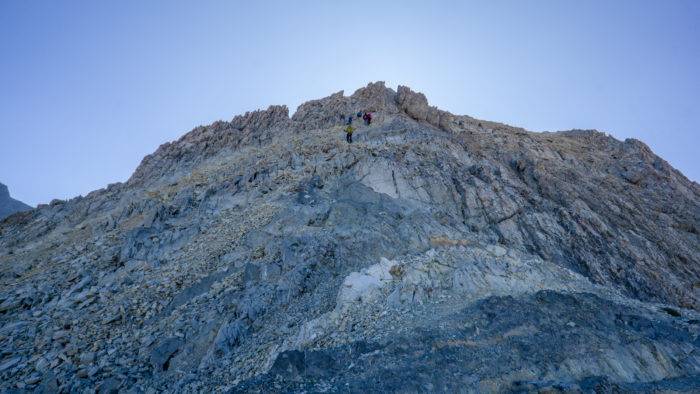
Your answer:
(1, 82), (699, 391)
(0, 182), (31, 221)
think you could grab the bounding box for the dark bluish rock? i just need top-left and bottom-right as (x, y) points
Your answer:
(150, 337), (184, 371)
(234, 291), (700, 392)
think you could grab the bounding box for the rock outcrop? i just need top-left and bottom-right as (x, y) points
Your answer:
(0, 182), (31, 221)
(0, 83), (698, 392)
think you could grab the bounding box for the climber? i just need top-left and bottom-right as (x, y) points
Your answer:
(363, 111), (372, 125)
(344, 124), (355, 143)
(346, 115), (353, 125)
(357, 111), (363, 118)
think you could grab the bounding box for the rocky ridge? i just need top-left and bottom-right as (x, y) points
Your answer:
(0, 82), (698, 392)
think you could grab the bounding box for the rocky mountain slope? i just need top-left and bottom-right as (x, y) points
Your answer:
(0, 82), (699, 392)
(0, 183), (31, 221)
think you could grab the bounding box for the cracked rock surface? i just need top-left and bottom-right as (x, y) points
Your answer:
(0, 82), (699, 392)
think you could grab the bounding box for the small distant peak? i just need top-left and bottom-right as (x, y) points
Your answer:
(0, 182), (31, 219)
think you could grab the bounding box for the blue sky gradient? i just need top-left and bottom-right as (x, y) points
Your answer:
(1, 1), (698, 206)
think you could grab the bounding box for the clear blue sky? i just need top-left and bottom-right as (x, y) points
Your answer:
(1, 1), (698, 206)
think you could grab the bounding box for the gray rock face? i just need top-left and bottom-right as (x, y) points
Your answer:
(0, 182), (31, 220)
(0, 82), (698, 392)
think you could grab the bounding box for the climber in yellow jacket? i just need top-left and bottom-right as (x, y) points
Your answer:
(344, 125), (355, 144)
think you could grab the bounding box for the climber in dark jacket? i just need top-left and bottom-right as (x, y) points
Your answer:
(346, 115), (353, 125)
(363, 112), (372, 125)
